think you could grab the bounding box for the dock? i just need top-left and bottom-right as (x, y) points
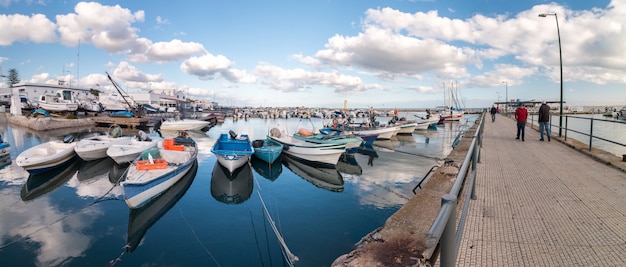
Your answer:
(90, 116), (149, 128)
(457, 114), (626, 266)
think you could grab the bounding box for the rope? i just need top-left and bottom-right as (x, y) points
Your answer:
(256, 191), (298, 265)
(178, 207), (221, 266)
(249, 209), (266, 267)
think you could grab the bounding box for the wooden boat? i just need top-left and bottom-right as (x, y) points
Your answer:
(292, 128), (363, 152)
(211, 131), (254, 173)
(282, 154), (344, 192)
(160, 118), (211, 131)
(16, 136), (77, 174)
(106, 131), (158, 164)
(20, 158), (80, 201)
(268, 128), (345, 166)
(74, 125), (132, 161)
(210, 162), (253, 204)
(126, 160), (198, 252)
(251, 138), (283, 164)
(121, 133), (198, 209)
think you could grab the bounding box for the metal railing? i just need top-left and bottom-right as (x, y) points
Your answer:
(562, 115), (626, 152)
(422, 112), (485, 266)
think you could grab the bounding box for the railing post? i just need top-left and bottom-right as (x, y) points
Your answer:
(564, 116), (568, 141)
(440, 194), (458, 267)
(589, 118), (593, 151)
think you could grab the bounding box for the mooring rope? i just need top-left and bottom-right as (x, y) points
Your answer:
(256, 191), (298, 266)
(178, 207), (221, 266)
(249, 209), (266, 267)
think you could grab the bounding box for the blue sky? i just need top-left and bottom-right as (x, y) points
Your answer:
(0, 0), (623, 108)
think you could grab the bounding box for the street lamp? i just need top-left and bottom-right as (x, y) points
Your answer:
(502, 81), (508, 115)
(539, 12), (563, 136)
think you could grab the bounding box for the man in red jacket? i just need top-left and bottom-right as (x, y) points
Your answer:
(514, 105), (528, 141)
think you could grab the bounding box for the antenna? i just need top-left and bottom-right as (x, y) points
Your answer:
(76, 39), (80, 87)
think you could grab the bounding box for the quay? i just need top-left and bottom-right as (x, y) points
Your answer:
(333, 113), (626, 266)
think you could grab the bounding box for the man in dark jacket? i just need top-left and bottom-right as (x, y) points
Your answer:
(538, 101), (551, 141)
(490, 105), (497, 122)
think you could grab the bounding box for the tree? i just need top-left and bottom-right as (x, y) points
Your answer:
(7, 68), (19, 87)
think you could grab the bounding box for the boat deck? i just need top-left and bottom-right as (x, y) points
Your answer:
(457, 114), (626, 266)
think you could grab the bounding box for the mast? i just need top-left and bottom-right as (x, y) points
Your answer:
(105, 72), (140, 116)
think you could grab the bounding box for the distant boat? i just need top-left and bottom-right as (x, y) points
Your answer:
(126, 160), (198, 252)
(121, 133), (198, 209)
(160, 118), (212, 131)
(16, 136), (77, 174)
(109, 110), (134, 118)
(251, 138), (283, 164)
(211, 131), (254, 173)
(210, 162), (253, 204)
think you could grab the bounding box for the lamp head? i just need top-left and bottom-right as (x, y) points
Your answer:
(538, 14), (547, 17)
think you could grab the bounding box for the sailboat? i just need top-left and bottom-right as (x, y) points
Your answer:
(439, 81), (465, 121)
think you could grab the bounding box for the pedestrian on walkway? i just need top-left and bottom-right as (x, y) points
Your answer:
(514, 104), (528, 141)
(490, 105), (497, 122)
(538, 101), (551, 141)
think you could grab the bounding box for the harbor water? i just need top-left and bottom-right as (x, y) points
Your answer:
(0, 113), (470, 267)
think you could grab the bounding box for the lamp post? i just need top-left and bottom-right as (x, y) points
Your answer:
(502, 81), (507, 116)
(539, 12), (563, 136)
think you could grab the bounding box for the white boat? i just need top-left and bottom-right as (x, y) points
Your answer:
(16, 136), (77, 174)
(347, 125), (399, 140)
(74, 125), (132, 161)
(37, 90), (79, 112)
(121, 134), (198, 209)
(211, 132), (254, 173)
(107, 131), (158, 164)
(268, 128), (345, 166)
(160, 118), (211, 131)
(393, 122), (418, 134)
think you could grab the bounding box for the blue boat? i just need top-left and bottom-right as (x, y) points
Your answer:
(32, 109), (51, 117)
(251, 138), (283, 164)
(211, 131), (254, 173)
(109, 110), (134, 118)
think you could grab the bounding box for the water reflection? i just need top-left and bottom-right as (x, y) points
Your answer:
(109, 162), (130, 184)
(251, 156), (282, 181)
(126, 160), (198, 252)
(336, 153), (362, 175)
(20, 157), (81, 201)
(357, 143), (379, 166)
(0, 153), (11, 170)
(77, 157), (115, 182)
(281, 154), (344, 192)
(211, 162), (253, 204)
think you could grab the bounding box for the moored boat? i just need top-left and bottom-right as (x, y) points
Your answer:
(251, 138), (283, 164)
(161, 118), (212, 131)
(121, 132), (198, 209)
(106, 131), (158, 164)
(292, 128), (363, 152)
(74, 125), (132, 161)
(16, 135), (77, 174)
(268, 128), (345, 166)
(211, 131), (254, 173)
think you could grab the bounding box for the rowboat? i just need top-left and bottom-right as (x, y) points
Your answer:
(106, 131), (158, 164)
(211, 131), (254, 173)
(74, 125), (132, 161)
(251, 138), (283, 164)
(121, 133), (198, 209)
(16, 135), (77, 174)
(268, 128), (345, 166)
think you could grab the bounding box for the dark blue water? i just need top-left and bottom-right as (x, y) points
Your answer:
(0, 114), (476, 267)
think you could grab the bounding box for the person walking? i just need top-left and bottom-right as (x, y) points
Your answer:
(538, 101), (551, 141)
(514, 104), (528, 141)
(490, 105), (497, 122)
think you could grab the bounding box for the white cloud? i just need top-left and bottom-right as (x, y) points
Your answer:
(0, 14), (57, 45)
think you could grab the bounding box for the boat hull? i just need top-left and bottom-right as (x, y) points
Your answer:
(161, 119), (211, 131)
(16, 141), (77, 174)
(211, 133), (254, 173)
(75, 135), (132, 161)
(107, 139), (158, 164)
(251, 138), (283, 164)
(269, 135), (344, 166)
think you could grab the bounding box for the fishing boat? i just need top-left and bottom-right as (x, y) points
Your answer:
(16, 135), (77, 174)
(251, 138), (283, 164)
(346, 125), (399, 140)
(121, 132), (198, 209)
(126, 160), (198, 252)
(211, 131), (254, 173)
(106, 130), (158, 164)
(292, 128), (363, 152)
(210, 162), (253, 204)
(282, 154), (344, 192)
(0, 134), (10, 157)
(74, 125), (132, 161)
(160, 118), (212, 131)
(20, 159), (81, 201)
(268, 128), (345, 166)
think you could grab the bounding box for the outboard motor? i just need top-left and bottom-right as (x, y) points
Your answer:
(137, 130), (151, 142)
(63, 135), (75, 143)
(228, 130), (238, 139)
